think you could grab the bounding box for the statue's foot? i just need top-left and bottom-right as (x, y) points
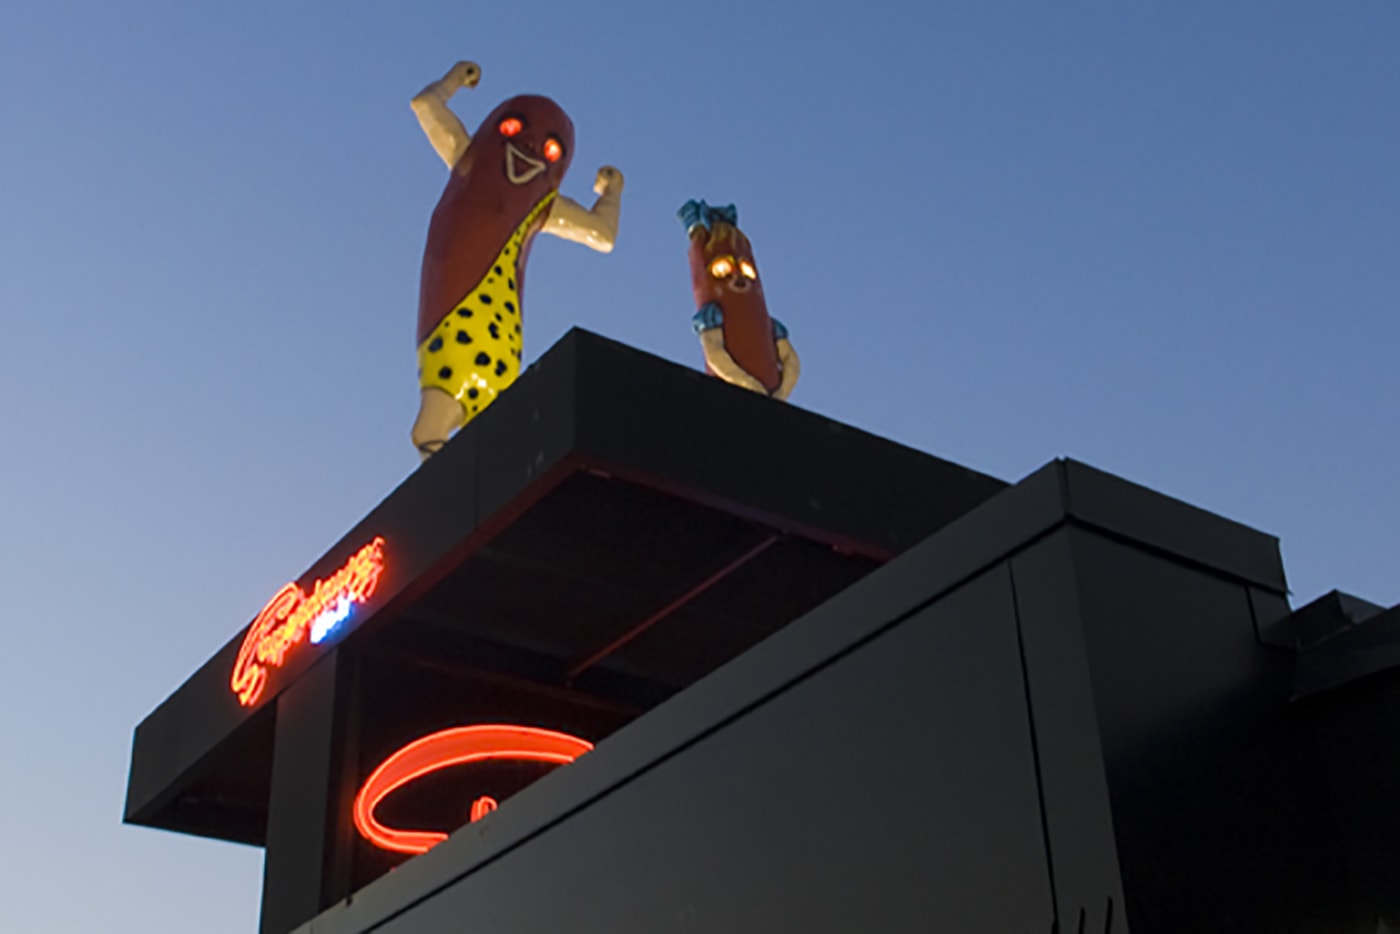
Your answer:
(411, 387), (465, 462)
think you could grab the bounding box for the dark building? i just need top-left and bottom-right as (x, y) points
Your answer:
(125, 330), (1400, 934)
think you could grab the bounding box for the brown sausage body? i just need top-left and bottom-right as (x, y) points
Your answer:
(418, 94), (575, 343)
(688, 223), (781, 391)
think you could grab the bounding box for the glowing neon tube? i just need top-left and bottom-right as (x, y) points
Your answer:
(353, 724), (593, 855)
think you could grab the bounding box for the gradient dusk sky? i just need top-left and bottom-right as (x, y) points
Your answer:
(1, 2), (1396, 931)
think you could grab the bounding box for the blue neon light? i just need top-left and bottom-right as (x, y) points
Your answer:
(310, 596), (355, 644)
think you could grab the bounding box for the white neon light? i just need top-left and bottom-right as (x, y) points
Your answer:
(310, 595), (355, 644)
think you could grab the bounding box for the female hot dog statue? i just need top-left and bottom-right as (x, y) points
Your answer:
(679, 199), (798, 400)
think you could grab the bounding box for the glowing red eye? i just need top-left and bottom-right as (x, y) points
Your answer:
(499, 117), (523, 137)
(543, 137), (563, 163)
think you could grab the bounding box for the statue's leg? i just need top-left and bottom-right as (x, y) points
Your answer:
(411, 387), (465, 461)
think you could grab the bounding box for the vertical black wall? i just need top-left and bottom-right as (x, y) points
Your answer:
(1015, 527), (1326, 933)
(376, 568), (1057, 933)
(260, 652), (361, 934)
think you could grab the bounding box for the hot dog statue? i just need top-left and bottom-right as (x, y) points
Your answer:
(410, 60), (624, 458)
(679, 199), (798, 400)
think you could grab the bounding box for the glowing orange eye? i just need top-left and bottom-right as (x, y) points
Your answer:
(499, 117), (523, 137)
(739, 261), (757, 279)
(709, 257), (734, 278)
(543, 137), (564, 163)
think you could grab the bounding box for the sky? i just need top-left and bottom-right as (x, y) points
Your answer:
(0, 2), (1395, 931)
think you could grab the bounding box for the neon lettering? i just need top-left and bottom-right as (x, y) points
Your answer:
(354, 724), (593, 855)
(229, 537), (386, 707)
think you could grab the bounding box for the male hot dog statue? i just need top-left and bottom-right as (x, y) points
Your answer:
(410, 61), (624, 458)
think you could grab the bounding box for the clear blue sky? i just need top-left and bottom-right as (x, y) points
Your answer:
(1, 2), (1395, 930)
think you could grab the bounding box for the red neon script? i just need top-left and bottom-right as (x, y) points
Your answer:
(230, 537), (386, 707)
(354, 725), (593, 855)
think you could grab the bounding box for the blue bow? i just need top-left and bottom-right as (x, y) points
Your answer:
(678, 199), (739, 234)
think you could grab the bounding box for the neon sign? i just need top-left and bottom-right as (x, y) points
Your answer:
(353, 724), (593, 855)
(230, 537), (386, 707)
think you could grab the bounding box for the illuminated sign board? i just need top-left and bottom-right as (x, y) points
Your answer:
(353, 724), (593, 855)
(230, 537), (386, 707)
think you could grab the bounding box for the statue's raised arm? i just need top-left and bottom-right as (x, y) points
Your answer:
(543, 166), (624, 253)
(410, 61), (480, 168)
(409, 61), (626, 460)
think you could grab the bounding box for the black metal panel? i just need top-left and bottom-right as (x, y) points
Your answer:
(1060, 460), (1285, 591)
(1295, 671), (1400, 929)
(1009, 529), (1128, 934)
(260, 651), (359, 934)
(1248, 585), (1295, 647)
(607, 536), (878, 685)
(133, 702), (274, 846)
(570, 331), (1006, 557)
(1286, 599), (1400, 927)
(1270, 590), (1386, 650)
(375, 568), (1053, 934)
(1064, 527), (1320, 933)
(468, 331), (578, 529)
(1288, 596), (1400, 698)
(403, 472), (764, 664)
(124, 632), (262, 831)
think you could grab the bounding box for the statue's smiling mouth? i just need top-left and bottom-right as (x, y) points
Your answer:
(504, 143), (545, 185)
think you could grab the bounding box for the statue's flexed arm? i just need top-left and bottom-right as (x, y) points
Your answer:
(410, 60), (481, 168)
(544, 166), (625, 253)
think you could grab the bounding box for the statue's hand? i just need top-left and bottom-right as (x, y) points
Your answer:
(448, 61), (481, 89)
(594, 166), (624, 197)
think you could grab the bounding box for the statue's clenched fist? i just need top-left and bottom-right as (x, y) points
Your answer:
(594, 166), (624, 197)
(448, 61), (481, 89)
